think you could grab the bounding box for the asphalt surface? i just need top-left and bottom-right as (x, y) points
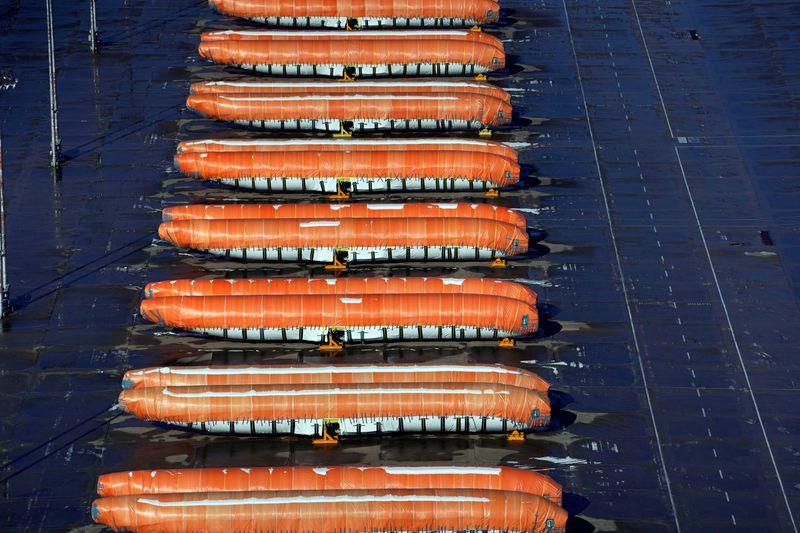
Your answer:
(1, 0), (799, 531)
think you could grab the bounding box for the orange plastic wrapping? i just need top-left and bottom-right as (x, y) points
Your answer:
(175, 144), (519, 187)
(117, 382), (550, 427)
(96, 464), (562, 505)
(190, 80), (511, 103)
(201, 28), (501, 46)
(122, 363), (549, 393)
(157, 217), (529, 257)
(198, 30), (505, 75)
(185, 92), (511, 129)
(176, 138), (520, 163)
(139, 293), (537, 334)
(92, 488), (567, 533)
(142, 277), (536, 307)
(208, 0), (501, 27)
(162, 203), (526, 229)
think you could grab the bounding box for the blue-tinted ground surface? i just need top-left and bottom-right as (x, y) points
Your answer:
(1, 0), (799, 531)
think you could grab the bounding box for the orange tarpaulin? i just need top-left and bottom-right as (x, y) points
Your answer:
(198, 30), (505, 76)
(185, 92), (511, 130)
(157, 217), (529, 258)
(96, 464), (562, 505)
(161, 203), (526, 229)
(201, 28), (501, 45)
(142, 277), (537, 307)
(139, 293), (537, 334)
(175, 147), (519, 188)
(121, 363), (549, 393)
(190, 80), (512, 103)
(92, 488), (566, 533)
(176, 138), (520, 161)
(117, 382), (550, 427)
(208, 0), (501, 27)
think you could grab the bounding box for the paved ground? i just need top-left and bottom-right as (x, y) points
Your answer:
(0, 0), (799, 531)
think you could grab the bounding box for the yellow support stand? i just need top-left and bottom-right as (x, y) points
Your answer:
(479, 127), (492, 138)
(329, 184), (350, 200)
(470, 25), (482, 32)
(332, 124), (353, 138)
(474, 73), (488, 81)
(324, 255), (347, 271)
(490, 257), (507, 268)
(507, 429), (525, 442)
(498, 337), (515, 348)
(338, 70), (356, 82)
(344, 18), (359, 31)
(319, 335), (344, 353)
(313, 421), (340, 445)
(484, 188), (499, 197)
(320, 332), (344, 352)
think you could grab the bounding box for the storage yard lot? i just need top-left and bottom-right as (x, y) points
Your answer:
(1, 0), (799, 531)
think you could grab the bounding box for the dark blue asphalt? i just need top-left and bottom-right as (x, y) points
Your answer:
(0, 0), (799, 531)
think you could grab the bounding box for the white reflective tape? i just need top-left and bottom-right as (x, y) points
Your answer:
(162, 387), (511, 398)
(137, 494), (490, 507)
(220, 95), (459, 102)
(203, 81), (495, 89)
(207, 30), (471, 37)
(182, 138), (503, 148)
(365, 204), (405, 210)
(134, 364), (526, 377)
(381, 466), (502, 475)
(298, 221), (340, 227)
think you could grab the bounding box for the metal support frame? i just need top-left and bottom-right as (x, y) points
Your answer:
(312, 420), (340, 445)
(498, 337), (516, 348)
(88, 0), (99, 53)
(319, 331), (344, 352)
(507, 429), (525, 442)
(490, 257), (507, 267)
(0, 128), (9, 318)
(324, 255), (348, 271)
(45, 0), (61, 171)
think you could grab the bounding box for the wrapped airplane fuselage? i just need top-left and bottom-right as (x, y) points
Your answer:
(95, 465), (562, 505)
(92, 488), (567, 533)
(208, 0), (502, 28)
(175, 138), (520, 193)
(197, 29), (506, 77)
(156, 203), (529, 263)
(117, 382), (551, 434)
